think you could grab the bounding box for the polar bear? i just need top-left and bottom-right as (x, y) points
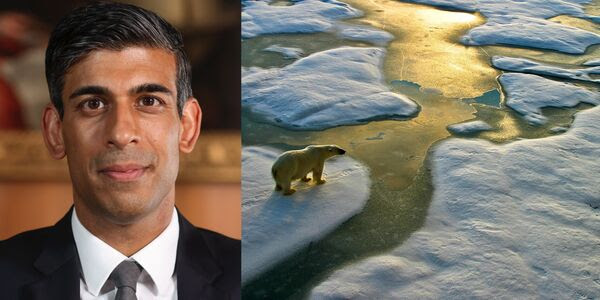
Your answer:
(271, 145), (346, 195)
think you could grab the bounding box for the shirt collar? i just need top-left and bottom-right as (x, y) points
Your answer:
(71, 207), (179, 296)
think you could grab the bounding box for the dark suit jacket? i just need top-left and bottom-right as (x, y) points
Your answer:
(0, 207), (240, 300)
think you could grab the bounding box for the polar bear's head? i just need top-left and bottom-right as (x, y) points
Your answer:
(307, 144), (346, 159)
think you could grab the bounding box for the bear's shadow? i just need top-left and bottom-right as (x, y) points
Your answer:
(257, 175), (338, 223)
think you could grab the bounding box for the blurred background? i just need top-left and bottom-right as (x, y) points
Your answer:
(0, 0), (241, 239)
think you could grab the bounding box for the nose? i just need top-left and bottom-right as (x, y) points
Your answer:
(106, 103), (139, 149)
(339, 148), (346, 155)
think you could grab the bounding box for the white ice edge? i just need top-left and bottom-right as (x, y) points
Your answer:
(242, 47), (420, 130)
(242, 146), (371, 283)
(311, 103), (600, 300)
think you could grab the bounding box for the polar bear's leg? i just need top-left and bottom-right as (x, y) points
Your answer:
(313, 166), (326, 184)
(275, 184), (282, 191)
(282, 180), (296, 195)
(301, 173), (311, 182)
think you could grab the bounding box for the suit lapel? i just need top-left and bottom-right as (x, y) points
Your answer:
(21, 208), (227, 299)
(176, 211), (227, 300)
(22, 208), (80, 300)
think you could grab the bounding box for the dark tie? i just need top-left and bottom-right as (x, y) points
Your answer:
(110, 260), (143, 300)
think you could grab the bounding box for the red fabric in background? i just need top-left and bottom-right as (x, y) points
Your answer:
(0, 75), (25, 129)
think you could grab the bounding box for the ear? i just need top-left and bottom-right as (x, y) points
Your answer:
(179, 98), (202, 153)
(41, 104), (66, 159)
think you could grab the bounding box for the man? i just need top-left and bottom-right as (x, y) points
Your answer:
(0, 2), (240, 299)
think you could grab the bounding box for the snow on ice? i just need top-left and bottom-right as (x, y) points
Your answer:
(263, 44), (304, 59)
(242, 0), (362, 38)
(242, 47), (420, 130)
(447, 120), (493, 134)
(242, 0), (395, 46)
(499, 72), (599, 125)
(242, 146), (371, 283)
(492, 56), (600, 84)
(335, 23), (395, 46)
(461, 15), (600, 54)
(311, 104), (600, 300)
(583, 58), (600, 66)
(405, 0), (600, 54)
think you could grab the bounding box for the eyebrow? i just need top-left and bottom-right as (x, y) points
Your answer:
(68, 83), (173, 101)
(68, 85), (111, 100)
(129, 83), (173, 96)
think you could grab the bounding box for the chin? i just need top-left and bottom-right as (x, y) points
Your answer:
(100, 192), (160, 225)
(75, 169), (176, 224)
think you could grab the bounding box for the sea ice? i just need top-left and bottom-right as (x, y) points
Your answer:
(492, 56), (600, 83)
(405, 0), (593, 19)
(583, 58), (600, 66)
(402, 0), (477, 12)
(242, 0), (394, 47)
(335, 23), (395, 46)
(447, 120), (493, 134)
(476, 0), (587, 19)
(242, 47), (420, 130)
(404, 0), (600, 54)
(499, 73), (599, 125)
(461, 15), (600, 54)
(263, 44), (304, 59)
(242, 146), (371, 283)
(242, 0), (362, 38)
(311, 104), (600, 300)
(550, 126), (569, 133)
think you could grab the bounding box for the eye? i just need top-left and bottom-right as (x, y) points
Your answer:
(138, 96), (163, 107)
(80, 98), (105, 110)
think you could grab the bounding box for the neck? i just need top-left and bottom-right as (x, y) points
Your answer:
(74, 191), (175, 257)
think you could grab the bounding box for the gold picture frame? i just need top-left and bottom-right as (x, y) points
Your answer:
(0, 130), (240, 183)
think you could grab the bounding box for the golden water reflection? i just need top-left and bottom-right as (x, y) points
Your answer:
(343, 0), (498, 98)
(243, 84), (475, 190)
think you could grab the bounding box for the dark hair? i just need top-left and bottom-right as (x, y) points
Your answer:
(45, 1), (192, 118)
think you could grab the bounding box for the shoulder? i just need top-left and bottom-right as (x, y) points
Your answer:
(0, 226), (52, 292)
(0, 226), (51, 266)
(183, 224), (240, 297)
(196, 227), (240, 251)
(187, 226), (240, 271)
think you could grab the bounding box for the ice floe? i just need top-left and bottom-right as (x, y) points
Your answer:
(404, 0), (477, 12)
(583, 58), (600, 66)
(492, 56), (600, 83)
(242, 0), (362, 38)
(242, 146), (370, 283)
(499, 72), (599, 125)
(405, 0), (593, 19)
(461, 15), (600, 54)
(263, 44), (304, 59)
(550, 126), (569, 133)
(242, 0), (395, 47)
(477, 0), (588, 19)
(242, 47), (420, 130)
(447, 120), (493, 134)
(335, 23), (395, 46)
(311, 104), (600, 300)
(405, 0), (600, 54)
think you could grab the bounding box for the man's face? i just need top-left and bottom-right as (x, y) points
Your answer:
(60, 47), (183, 224)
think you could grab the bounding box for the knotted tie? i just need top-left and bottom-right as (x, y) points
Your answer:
(110, 260), (143, 300)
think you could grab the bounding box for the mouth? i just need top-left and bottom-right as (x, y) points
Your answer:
(98, 164), (149, 182)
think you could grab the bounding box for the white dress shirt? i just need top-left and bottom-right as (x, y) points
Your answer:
(71, 208), (179, 300)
